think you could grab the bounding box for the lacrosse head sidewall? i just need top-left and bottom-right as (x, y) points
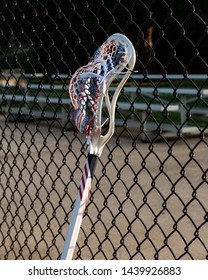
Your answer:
(89, 34), (136, 156)
(100, 33), (136, 136)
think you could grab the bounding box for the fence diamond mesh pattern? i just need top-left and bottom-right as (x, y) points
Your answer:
(0, 0), (208, 260)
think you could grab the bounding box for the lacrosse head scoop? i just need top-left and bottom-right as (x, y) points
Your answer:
(69, 33), (136, 156)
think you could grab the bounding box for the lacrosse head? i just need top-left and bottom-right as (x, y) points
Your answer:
(69, 33), (136, 155)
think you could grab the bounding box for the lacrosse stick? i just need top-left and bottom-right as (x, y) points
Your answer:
(61, 33), (136, 260)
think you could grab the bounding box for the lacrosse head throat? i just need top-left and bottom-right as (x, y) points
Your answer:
(69, 33), (136, 156)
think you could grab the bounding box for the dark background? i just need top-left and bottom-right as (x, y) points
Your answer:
(0, 0), (207, 75)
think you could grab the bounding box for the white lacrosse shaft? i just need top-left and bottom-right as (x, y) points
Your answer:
(61, 153), (98, 260)
(61, 33), (136, 260)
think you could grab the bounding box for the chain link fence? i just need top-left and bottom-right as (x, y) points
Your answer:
(0, 0), (208, 260)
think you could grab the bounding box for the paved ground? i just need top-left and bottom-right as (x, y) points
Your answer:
(0, 118), (208, 259)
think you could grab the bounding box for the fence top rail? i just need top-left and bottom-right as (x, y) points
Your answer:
(110, 86), (208, 95)
(131, 74), (208, 80)
(1, 73), (207, 81)
(0, 93), (70, 104)
(0, 73), (44, 78)
(50, 73), (208, 80)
